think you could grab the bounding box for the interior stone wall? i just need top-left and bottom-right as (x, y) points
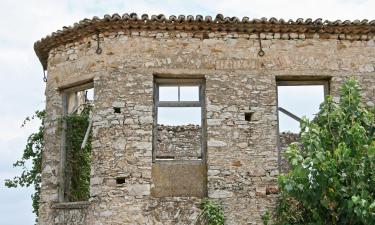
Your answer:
(156, 125), (201, 160)
(39, 29), (375, 225)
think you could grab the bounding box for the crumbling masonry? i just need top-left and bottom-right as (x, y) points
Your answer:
(34, 13), (375, 225)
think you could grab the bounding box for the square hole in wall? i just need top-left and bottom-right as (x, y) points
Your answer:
(244, 112), (253, 121)
(113, 107), (121, 113)
(116, 177), (126, 185)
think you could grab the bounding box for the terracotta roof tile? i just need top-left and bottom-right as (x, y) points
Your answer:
(34, 13), (375, 69)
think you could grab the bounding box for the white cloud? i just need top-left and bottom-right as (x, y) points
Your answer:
(1, 0), (374, 224)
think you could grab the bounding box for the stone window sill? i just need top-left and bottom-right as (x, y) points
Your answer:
(51, 201), (90, 209)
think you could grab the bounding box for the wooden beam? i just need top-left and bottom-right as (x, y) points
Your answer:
(278, 107), (301, 122)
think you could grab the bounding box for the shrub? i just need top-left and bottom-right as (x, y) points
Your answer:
(5, 105), (92, 220)
(276, 78), (375, 224)
(4, 110), (45, 217)
(200, 198), (225, 225)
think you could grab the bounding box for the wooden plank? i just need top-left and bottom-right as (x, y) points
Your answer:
(278, 107), (301, 122)
(59, 80), (94, 92)
(276, 80), (328, 86)
(200, 80), (207, 162)
(59, 92), (68, 202)
(152, 81), (158, 162)
(155, 78), (204, 84)
(157, 101), (202, 107)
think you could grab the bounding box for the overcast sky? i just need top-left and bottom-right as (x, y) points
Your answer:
(0, 0), (374, 224)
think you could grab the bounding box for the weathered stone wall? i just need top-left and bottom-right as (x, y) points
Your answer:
(39, 29), (375, 225)
(156, 125), (201, 160)
(279, 132), (300, 173)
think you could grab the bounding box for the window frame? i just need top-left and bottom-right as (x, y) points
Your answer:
(153, 78), (206, 163)
(276, 79), (330, 172)
(59, 81), (94, 202)
(276, 80), (329, 96)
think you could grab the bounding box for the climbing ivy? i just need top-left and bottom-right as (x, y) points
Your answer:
(63, 106), (92, 202)
(5, 105), (92, 220)
(276, 78), (375, 224)
(5, 110), (45, 217)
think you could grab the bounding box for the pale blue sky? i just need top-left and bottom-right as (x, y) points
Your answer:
(1, 0), (374, 224)
(278, 85), (325, 133)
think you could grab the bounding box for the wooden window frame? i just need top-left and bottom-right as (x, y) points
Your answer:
(59, 82), (94, 202)
(276, 79), (330, 172)
(153, 78), (206, 163)
(276, 80), (329, 96)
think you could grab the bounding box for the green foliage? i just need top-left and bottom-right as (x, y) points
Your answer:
(4, 110), (45, 216)
(4, 105), (92, 220)
(276, 78), (375, 225)
(64, 106), (92, 202)
(262, 210), (270, 225)
(275, 195), (308, 224)
(200, 198), (225, 225)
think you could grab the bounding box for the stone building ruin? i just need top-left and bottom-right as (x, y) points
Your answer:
(34, 13), (375, 224)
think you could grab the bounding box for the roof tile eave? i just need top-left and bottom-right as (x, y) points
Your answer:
(34, 13), (375, 70)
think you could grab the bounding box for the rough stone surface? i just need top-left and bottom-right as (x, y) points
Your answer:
(156, 125), (201, 160)
(151, 162), (207, 198)
(38, 27), (375, 225)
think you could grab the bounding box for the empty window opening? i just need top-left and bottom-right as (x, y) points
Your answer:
(154, 79), (205, 161)
(277, 80), (328, 172)
(62, 83), (94, 202)
(278, 84), (326, 133)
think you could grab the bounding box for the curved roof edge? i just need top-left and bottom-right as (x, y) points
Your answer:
(34, 13), (375, 69)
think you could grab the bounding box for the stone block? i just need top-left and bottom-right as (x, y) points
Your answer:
(255, 186), (267, 197)
(126, 184), (150, 196)
(209, 190), (233, 198)
(208, 140), (227, 147)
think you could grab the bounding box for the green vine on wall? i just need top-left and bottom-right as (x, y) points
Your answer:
(63, 106), (92, 202)
(4, 110), (45, 218)
(4, 104), (93, 222)
(200, 198), (225, 225)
